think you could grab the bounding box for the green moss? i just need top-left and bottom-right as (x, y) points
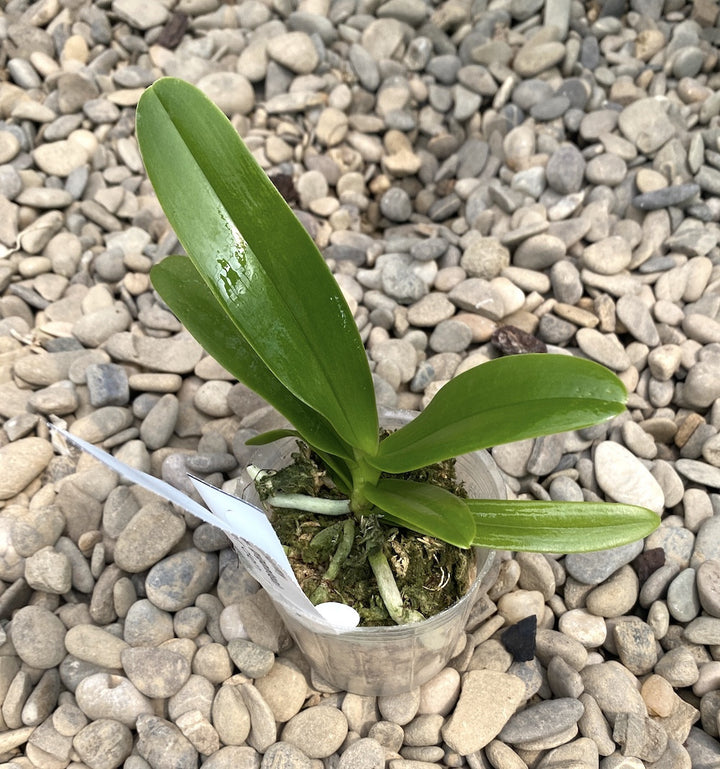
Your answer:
(259, 442), (475, 627)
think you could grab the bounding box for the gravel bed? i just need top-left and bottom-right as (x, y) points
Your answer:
(2, 0), (720, 766)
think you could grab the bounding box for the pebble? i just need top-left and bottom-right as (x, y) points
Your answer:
(580, 662), (647, 724)
(10, 605), (66, 669)
(227, 638), (275, 678)
(145, 549), (219, 611)
(120, 646), (192, 698)
(565, 541), (645, 586)
(613, 618), (658, 675)
(585, 565), (639, 618)
(416, 670), (460, 718)
(618, 98), (676, 154)
(65, 624), (128, 668)
(557, 609), (607, 648)
(104, 332), (203, 374)
(546, 145), (586, 194)
(667, 568), (701, 622)
(242, 682), (278, 751)
(0, 437), (54, 500)
(73, 718), (133, 769)
(582, 236), (632, 275)
(281, 706), (348, 758)
(267, 32), (319, 75)
(594, 441), (665, 513)
(113, 502), (185, 572)
(124, 599), (174, 646)
(135, 714), (198, 769)
(402, 713), (444, 747)
(113, 0), (169, 28)
(441, 670), (527, 754)
(499, 698), (584, 746)
(253, 659), (307, 722)
(75, 673), (153, 727)
(697, 560), (720, 618)
(32, 140), (89, 177)
(210, 683), (251, 747)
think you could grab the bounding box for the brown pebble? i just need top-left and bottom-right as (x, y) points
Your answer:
(491, 325), (547, 355)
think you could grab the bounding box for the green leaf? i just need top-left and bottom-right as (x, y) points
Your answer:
(468, 499), (659, 553)
(245, 429), (304, 447)
(152, 255), (350, 457)
(136, 77), (378, 456)
(362, 478), (475, 548)
(371, 354), (627, 473)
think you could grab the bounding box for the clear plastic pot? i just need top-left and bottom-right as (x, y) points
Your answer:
(240, 409), (506, 695)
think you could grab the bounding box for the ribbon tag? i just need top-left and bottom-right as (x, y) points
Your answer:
(49, 423), (360, 634)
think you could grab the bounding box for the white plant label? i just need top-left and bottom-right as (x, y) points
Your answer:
(50, 424), (360, 633)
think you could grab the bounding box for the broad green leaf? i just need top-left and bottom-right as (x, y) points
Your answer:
(136, 78), (378, 456)
(152, 255), (350, 457)
(371, 355), (627, 473)
(363, 478), (475, 548)
(469, 499), (659, 552)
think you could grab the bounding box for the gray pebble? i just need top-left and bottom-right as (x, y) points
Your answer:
(594, 440), (664, 512)
(654, 646), (699, 688)
(140, 393), (179, 451)
(499, 697), (584, 745)
(381, 262), (428, 304)
(460, 237), (509, 280)
(203, 746), (261, 769)
(428, 319), (472, 353)
(262, 741), (312, 768)
(73, 718), (133, 769)
(338, 737), (385, 768)
(136, 714), (199, 769)
(145, 549), (219, 611)
(349, 44), (380, 91)
(10, 605), (66, 669)
(546, 145), (586, 194)
(550, 260), (583, 304)
(448, 279), (504, 320)
(547, 655), (583, 699)
(114, 502), (186, 573)
(633, 183), (700, 210)
(282, 707), (348, 758)
(565, 540), (644, 586)
(580, 662), (647, 723)
(228, 638), (275, 678)
(407, 293), (455, 326)
(169, 675), (215, 723)
(121, 646), (191, 698)
(677, 459), (720, 490)
(378, 688), (420, 725)
(697, 560), (720, 618)
(618, 97), (676, 154)
(612, 617), (658, 675)
(75, 673), (153, 727)
(124, 599), (174, 646)
(85, 363), (130, 407)
(685, 617), (720, 646)
(667, 568), (701, 622)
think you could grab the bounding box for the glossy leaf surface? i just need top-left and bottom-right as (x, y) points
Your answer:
(469, 499), (659, 552)
(152, 255), (350, 457)
(363, 478), (475, 548)
(136, 77), (378, 455)
(371, 355), (627, 473)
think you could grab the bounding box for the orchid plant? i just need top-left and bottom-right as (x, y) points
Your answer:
(136, 78), (658, 621)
